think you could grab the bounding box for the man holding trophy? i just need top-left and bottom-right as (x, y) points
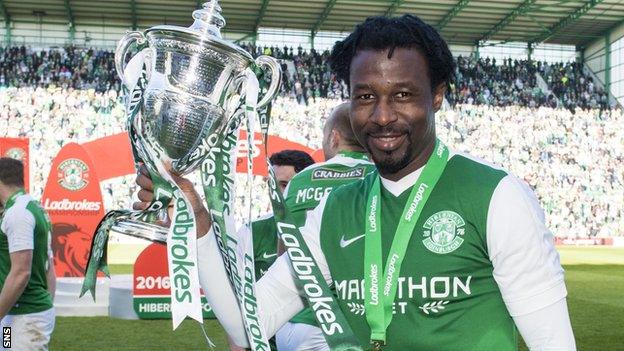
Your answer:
(145, 14), (577, 351)
(86, 2), (577, 350)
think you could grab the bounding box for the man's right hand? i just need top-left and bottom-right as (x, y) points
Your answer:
(132, 164), (212, 238)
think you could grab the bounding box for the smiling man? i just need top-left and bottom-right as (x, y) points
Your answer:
(142, 14), (576, 351)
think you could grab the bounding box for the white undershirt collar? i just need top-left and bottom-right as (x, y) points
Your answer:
(379, 150), (456, 197)
(380, 167), (424, 197)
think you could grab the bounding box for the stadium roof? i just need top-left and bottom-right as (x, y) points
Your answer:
(1, 0), (623, 48)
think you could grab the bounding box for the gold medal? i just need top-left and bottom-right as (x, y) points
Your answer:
(372, 340), (384, 351)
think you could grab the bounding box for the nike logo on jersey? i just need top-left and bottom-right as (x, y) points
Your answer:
(340, 234), (365, 248)
(262, 252), (277, 259)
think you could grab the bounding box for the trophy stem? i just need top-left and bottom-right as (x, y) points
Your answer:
(190, 1), (225, 38)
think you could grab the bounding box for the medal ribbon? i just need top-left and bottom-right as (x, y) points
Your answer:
(364, 140), (449, 346)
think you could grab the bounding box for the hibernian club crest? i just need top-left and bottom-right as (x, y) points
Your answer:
(422, 211), (465, 254)
(5, 147), (25, 161)
(58, 158), (89, 191)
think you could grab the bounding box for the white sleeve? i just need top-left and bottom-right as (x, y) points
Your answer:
(2, 206), (36, 253)
(488, 175), (568, 317)
(513, 298), (576, 350)
(488, 176), (575, 349)
(196, 230), (249, 347)
(197, 199), (331, 347)
(235, 223), (252, 264)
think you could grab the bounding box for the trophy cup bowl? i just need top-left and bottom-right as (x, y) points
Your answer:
(109, 0), (282, 242)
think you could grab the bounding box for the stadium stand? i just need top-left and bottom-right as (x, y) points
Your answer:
(0, 1), (623, 241)
(0, 2), (622, 349)
(1, 61), (622, 239)
(0, 45), (614, 110)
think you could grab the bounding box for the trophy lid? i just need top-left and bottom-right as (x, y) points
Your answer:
(144, 0), (253, 65)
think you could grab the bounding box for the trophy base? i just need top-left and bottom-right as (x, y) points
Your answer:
(110, 220), (168, 244)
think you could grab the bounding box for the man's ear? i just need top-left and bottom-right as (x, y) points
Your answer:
(432, 83), (447, 112)
(331, 129), (340, 148)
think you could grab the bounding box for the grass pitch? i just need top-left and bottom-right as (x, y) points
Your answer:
(50, 246), (623, 350)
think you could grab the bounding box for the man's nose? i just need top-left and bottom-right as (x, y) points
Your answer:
(371, 98), (397, 127)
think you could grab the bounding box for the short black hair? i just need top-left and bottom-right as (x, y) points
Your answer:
(330, 14), (455, 91)
(269, 150), (315, 173)
(0, 157), (25, 187)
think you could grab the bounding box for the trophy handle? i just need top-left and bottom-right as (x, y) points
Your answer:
(115, 31), (148, 88)
(254, 55), (282, 108)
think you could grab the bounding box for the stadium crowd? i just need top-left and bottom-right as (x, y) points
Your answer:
(241, 44), (350, 103)
(538, 61), (610, 111)
(0, 45), (622, 239)
(1, 45), (614, 111)
(449, 56), (611, 110)
(0, 46), (119, 92)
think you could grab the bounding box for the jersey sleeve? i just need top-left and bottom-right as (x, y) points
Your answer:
(196, 230), (250, 347)
(197, 228), (306, 346)
(513, 298), (576, 350)
(2, 205), (36, 253)
(197, 196), (333, 346)
(487, 175), (567, 316)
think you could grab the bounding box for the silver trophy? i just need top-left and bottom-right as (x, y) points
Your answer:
(110, 0), (281, 242)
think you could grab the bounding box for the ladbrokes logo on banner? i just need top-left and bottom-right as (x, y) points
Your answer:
(42, 143), (104, 277)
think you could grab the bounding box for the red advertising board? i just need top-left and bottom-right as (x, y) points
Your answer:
(0, 137), (30, 192)
(133, 243), (215, 319)
(41, 143), (105, 277)
(40, 132), (319, 278)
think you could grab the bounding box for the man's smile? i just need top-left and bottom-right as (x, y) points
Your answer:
(368, 133), (408, 152)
